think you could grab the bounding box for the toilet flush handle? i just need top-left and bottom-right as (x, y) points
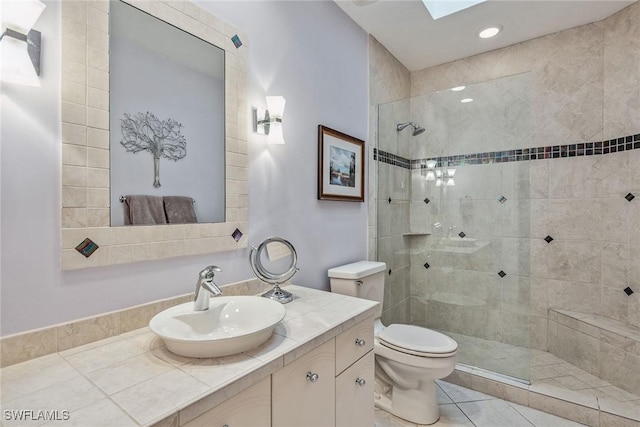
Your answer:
(355, 280), (363, 286)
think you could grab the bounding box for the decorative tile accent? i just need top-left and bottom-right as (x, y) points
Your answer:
(498, 195), (507, 204)
(231, 228), (243, 242)
(388, 269), (392, 275)
(458, 231), (466, 238)
(376, 149), (411, 169)
(388, 197), (392, 204)
(498, 270), (507, 278)
(544, 235), (554, 243)
(625, 193), (635, 202)
(75, 238), (99, 258)
(379, 133), (640, 170)
(423, 262), (430, 269)
(231, 34), (242, 48)
(624, 287), (634, 296)
(424, 197), (430, 204)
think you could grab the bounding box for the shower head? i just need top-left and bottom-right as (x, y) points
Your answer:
(397, 122), (425, 136)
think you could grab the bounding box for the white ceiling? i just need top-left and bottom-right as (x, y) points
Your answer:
(334, 0), (635, 71)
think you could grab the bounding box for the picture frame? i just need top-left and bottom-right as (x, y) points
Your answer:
(318, 125), (365, 202)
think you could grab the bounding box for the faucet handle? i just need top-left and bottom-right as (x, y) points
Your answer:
(204, 265), (222, 273)
(199, 265), (222, 280)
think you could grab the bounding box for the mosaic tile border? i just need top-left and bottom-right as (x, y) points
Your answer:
(373, 148), (411, 169)
(376, 134), (640, 170)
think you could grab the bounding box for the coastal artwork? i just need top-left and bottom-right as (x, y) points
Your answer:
(318, 125), (364, 202)
(329, 145), (356, 187)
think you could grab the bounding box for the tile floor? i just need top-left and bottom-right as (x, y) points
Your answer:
(374, 380), (586, 427)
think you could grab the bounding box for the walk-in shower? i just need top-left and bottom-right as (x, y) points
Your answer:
(377, 73), (533, 382)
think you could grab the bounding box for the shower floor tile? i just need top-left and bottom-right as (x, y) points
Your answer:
(441, 330), (640, 418)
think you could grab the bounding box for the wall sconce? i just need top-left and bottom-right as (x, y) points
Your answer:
(255, 96), (286, 144)
(0, 0), (46, 87)
(423, 159), (455, 186)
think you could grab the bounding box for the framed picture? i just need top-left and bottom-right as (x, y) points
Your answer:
(318, 125), (365, 202)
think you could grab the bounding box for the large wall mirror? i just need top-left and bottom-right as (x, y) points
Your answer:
(109, 0), (225, 226)
(60, 0), (248, 270)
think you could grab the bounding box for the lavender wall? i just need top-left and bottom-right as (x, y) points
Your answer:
(0, 1), (368, 335)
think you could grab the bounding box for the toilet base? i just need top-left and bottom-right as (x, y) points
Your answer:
(374, 377), (440, 425)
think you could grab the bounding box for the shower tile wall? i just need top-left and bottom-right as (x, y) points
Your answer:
(405, 0), (640, 357)
(368, 36), (412, 324)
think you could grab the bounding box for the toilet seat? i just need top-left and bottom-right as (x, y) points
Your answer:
(378, 324), (458, 358)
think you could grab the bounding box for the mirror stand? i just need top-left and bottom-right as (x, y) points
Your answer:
(249, 237), (298, 304)
(261, 285), (294, 304)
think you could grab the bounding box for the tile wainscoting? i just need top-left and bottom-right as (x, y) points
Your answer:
(0, 278), (276, 368)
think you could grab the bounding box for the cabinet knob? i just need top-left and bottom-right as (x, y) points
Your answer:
(306, 371), (319, 383)
(355, 338), (366, 347)
(355, 377), (366, 386)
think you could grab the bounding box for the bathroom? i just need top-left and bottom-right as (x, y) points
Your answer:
(1, 0), (639, 426)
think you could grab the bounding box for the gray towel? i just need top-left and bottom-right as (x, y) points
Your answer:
(124, 195), (167, 225)
(164, 196), (197, 224)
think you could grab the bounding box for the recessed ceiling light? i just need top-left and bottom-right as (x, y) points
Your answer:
(478, 26), (501, 38)
(460, 98), (474, 103)
(451, 86), (466, 91)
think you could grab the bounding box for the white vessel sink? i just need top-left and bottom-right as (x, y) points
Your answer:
(149, 296), (286, 358)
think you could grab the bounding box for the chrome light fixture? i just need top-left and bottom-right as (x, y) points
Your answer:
(0, 0), (45, 87)
(255, 96), (286, 144)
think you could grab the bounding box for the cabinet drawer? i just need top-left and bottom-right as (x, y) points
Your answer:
(272, 339), (335, 427)
(184, 376), (271, 427)
(336, 351), (374, 427)
(335, 317), (374, 375)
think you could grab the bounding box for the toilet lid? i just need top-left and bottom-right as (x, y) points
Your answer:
(378, 324), (458, 355)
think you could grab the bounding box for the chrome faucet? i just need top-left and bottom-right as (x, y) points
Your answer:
(194, 265), (223, 311)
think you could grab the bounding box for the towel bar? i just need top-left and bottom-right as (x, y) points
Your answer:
(119, 196), (195, 203)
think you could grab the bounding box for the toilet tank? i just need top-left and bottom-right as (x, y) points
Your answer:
(328, 261), (386, 318)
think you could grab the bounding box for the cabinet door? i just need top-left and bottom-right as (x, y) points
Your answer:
(184, 376), (271, 427)
(272, 339), (335, 427)
(335, 317), (374, 375)
(336, 351), (374, 427)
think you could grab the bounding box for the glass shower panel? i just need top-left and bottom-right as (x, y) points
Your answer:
(376, 99), (412, 327)
(377, 73), (533, 382)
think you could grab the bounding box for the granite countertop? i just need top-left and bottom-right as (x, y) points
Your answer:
(0, 285), (378, 426)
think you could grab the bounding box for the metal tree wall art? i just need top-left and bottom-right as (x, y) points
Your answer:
(120, 112), (187, 188)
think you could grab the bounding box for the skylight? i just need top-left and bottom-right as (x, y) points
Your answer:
(422, 0), (487, 20)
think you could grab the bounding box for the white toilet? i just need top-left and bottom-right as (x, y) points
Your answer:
(328, 261), (458, 425)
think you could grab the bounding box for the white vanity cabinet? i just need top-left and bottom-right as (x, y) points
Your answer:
(190, 316), (375, 427)
(272, 339), (336, 427)
(335, 318), (375, 427)
(335, 317), (374, 375)
(336, 351), (375, 427)
(271, 316), (375, 427)
(184, 376), (271, 427)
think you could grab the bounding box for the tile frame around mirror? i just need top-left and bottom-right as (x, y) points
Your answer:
(60, 0), (248, 270)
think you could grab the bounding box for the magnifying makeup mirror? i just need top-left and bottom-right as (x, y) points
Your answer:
(249, 237), (298, 303)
